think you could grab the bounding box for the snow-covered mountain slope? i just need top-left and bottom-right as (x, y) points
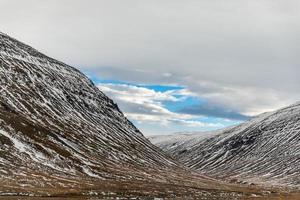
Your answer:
(150, 103), (300, 187)
(0, 32), (261, 199)
(149, 130), (225, 153)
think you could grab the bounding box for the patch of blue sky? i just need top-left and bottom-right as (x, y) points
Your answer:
(142, 85), (183, 92)
(164, 96), (206, 112)
(84, 72), (244, 135)
(87, 73), (184, 93)
(91, 76), (207, 113)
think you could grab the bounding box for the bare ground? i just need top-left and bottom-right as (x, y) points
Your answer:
(1, 178), (299, 200)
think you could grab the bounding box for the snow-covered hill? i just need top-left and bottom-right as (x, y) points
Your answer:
(150, 103), (300, 187)
(149, 130), (225, 153)
(0, 32), (259, 198)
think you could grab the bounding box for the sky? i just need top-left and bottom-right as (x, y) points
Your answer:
(1, 0), (300, 135)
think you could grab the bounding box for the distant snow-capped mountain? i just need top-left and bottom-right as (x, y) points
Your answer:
(150, 103), (300, 187)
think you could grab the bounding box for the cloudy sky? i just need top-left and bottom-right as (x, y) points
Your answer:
(1, 0), (300, 135)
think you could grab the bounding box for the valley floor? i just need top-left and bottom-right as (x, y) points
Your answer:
(1, 193), (300, 200)
(0, 183), (299, 200)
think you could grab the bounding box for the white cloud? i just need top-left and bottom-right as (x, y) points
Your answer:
(97, 83), (223, 133)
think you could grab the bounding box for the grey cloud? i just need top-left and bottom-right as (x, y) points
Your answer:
(1, 0), (300, 116)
